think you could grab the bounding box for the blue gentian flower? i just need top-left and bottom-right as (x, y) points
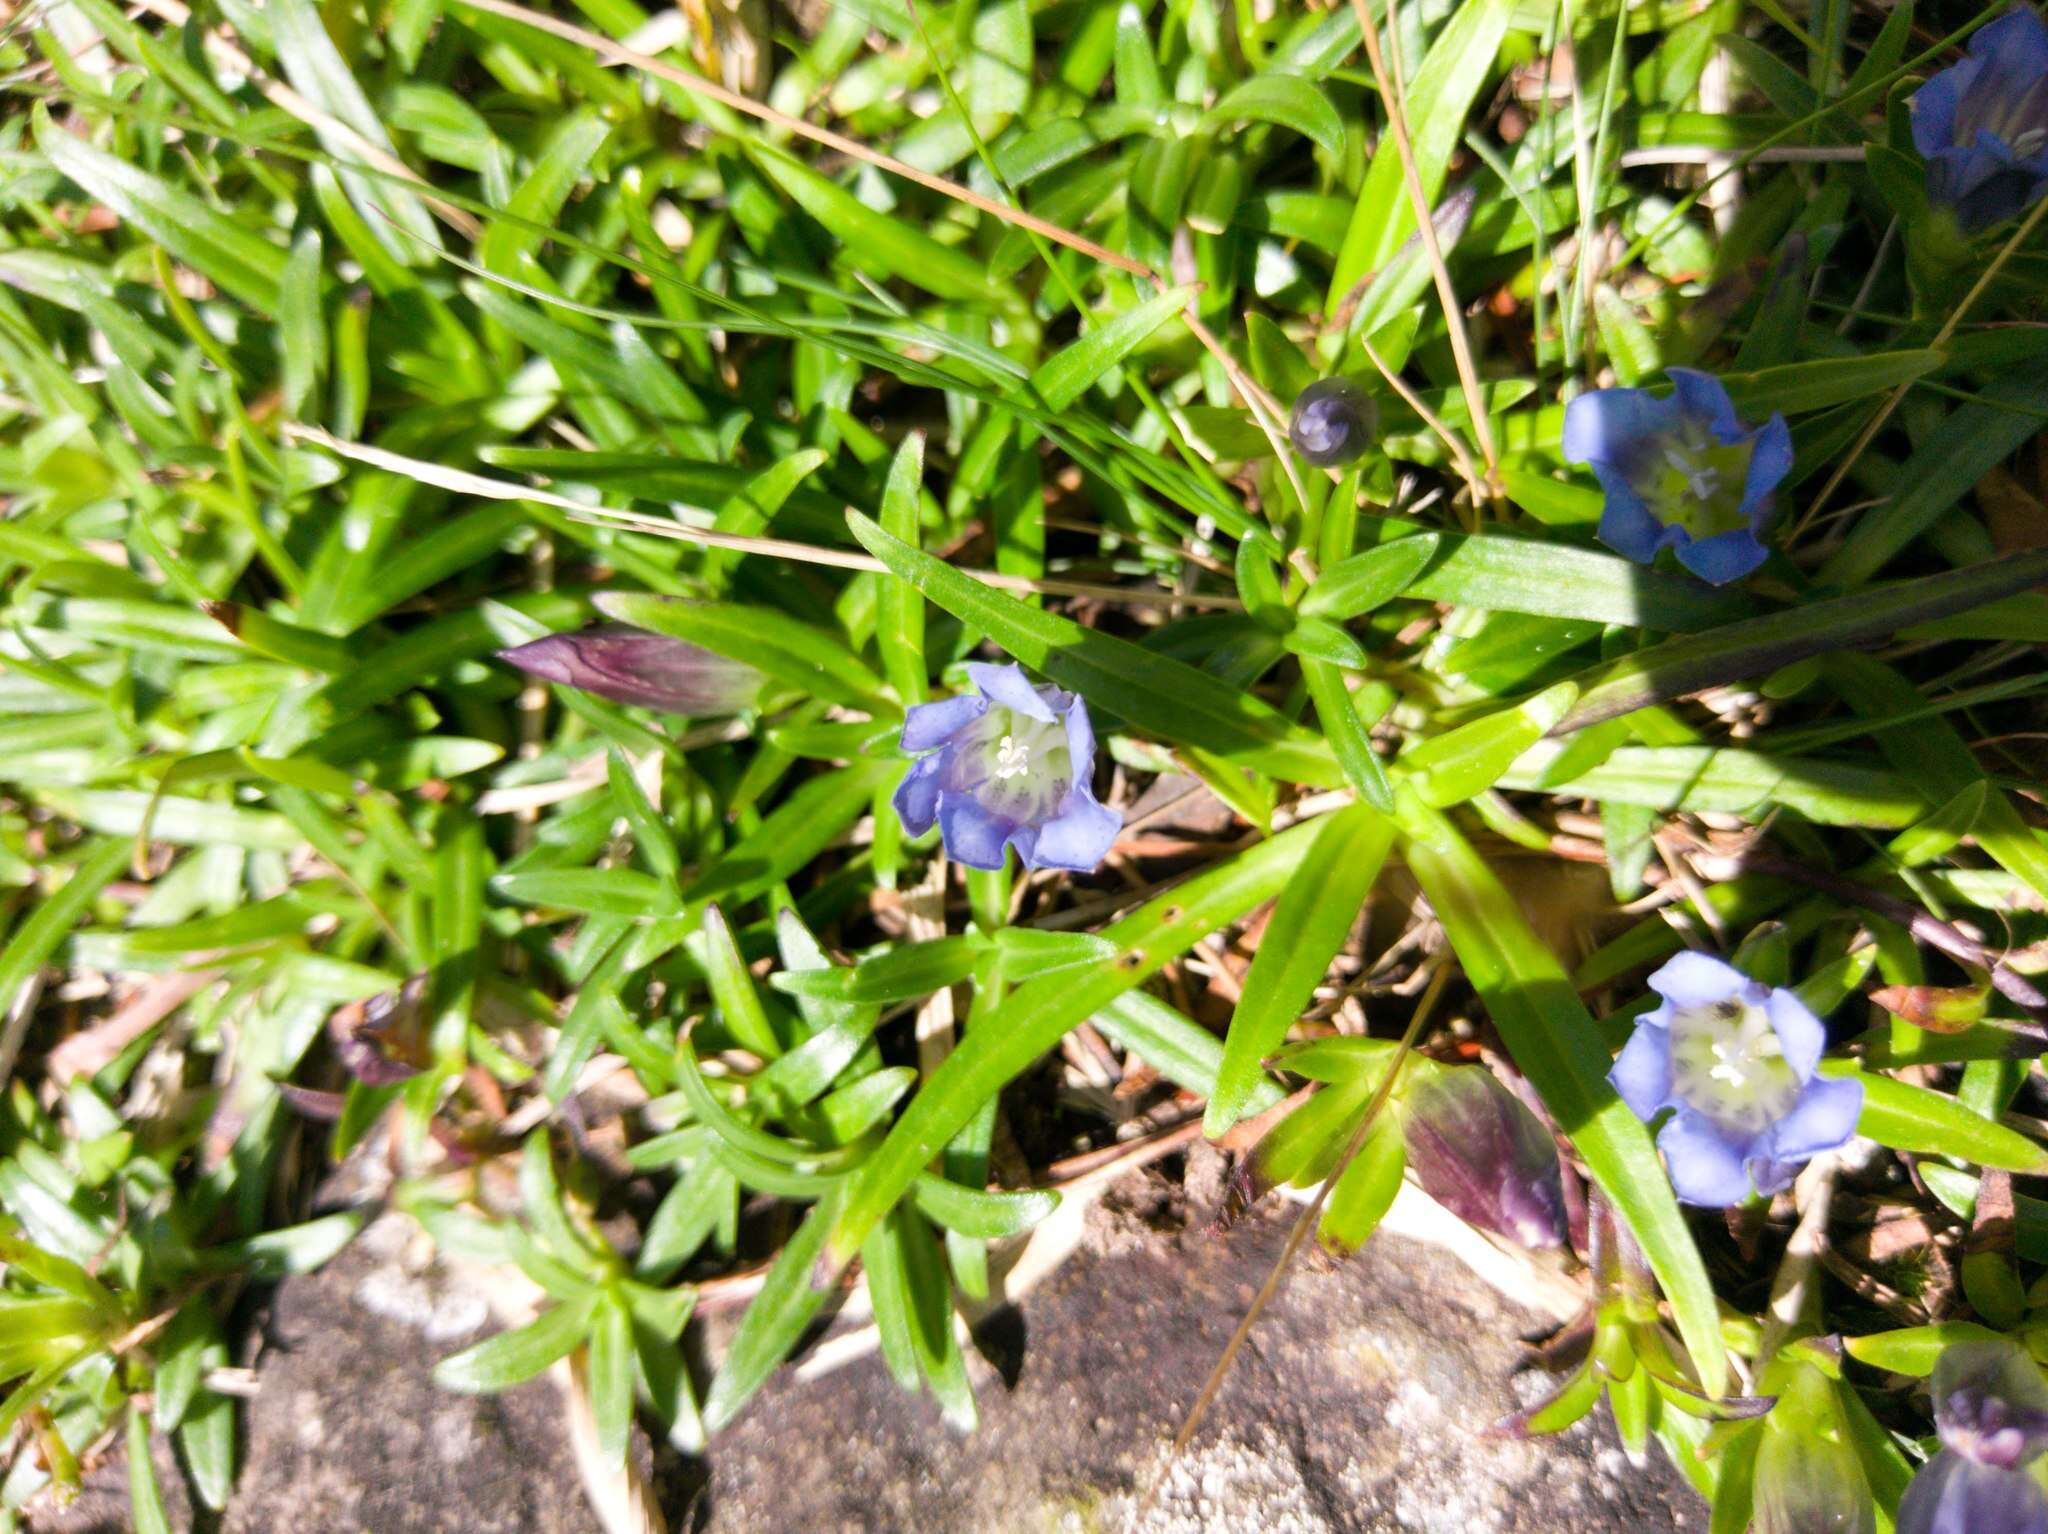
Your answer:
(892, 662), (1121, 872)
(1911, 9), (2048, 234)
(1899, 1339), (2048, 1534)
(1608, 952), (1863, 1206)
(1561, 368), (1792, 586)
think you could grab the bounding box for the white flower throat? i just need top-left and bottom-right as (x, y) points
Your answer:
(1669, 995), (1800, 1134)
(993, 735), (1031, 779)
(966, 707), (1072, 819)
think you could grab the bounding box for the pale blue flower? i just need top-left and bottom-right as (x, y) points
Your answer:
(1609, 952), (1862, 1206)
(1899, 1339), (2048, 1534)
(1562, 368), (1791, 586)
(1911, 9), (2048, 234)
(892, 662), (1121, 873)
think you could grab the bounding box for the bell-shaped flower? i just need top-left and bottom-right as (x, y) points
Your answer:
(1911, 9), (2048, 234)
(1288, 378), (1378, 467)
(1400, 1065), (1567, 1249)
(497, 624), (768, 715)
(892, 662), (1121, 872)
(1608, 952), (1863, 1206)
(1900, 1339), (2048, 1534)
(1561, 368), (1791, 586)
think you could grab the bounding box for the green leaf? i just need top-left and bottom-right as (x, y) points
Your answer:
(128, 1411), (173, 1534)
(876, 432), (928, 706)
(1841, 1322), (2000, 1377)
(1718, 351), (1942, 417)
(1201, 76), (1345, 159)
(588, 1293), (636, 1462)
(697, 904), (784, 1060)
(1094, 991), (1283, 1112)
(745, 143), (1009, 307)
(769, 936), (982, 1005)
(1397, 797), (1725, 1396)
(1561, 550), (2048, 732)
(1298, 534), (1441, 621)
(703, 1184), (844, 1430)
(909, 1176), (1058, 1238)
(0, 838), (130, 1017)
(433, 1294), (598, 1393)
(34, 107), (286, 314)
(1318, 1113), (1406, 1256)
(1327, 0), (1514, 306)
(1820, 358), (2048, 588)
(1821, 1062), (2048, 1173)
(1208, 805), (1393, 1135)
(1400, 682), (1578, 808)
(488, 867), (670, 917)
(824, 817), (1326, 1275)
(1026, 286), (1193, 413)
(846, 512), (1337, 784)
(1301, 658), (1394, 810)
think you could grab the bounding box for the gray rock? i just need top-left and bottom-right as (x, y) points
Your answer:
(700, 1182), (1704, 1533)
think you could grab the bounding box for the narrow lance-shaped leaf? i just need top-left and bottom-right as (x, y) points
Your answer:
(1396, 796), (1726, 1396)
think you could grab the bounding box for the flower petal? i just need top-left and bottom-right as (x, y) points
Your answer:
(1672, 527), (1769, 585)
(1610, 1021), (1676, 1121)
(892, 754), (944, 836)
(1761, 987), (1828, 1081)
(1668, 367), (1742, 441)
(1657, 1106), (1757, 1207)
(1767, 1072), (1863, 1163)
(1913, 55), (1982, 157)
(1561, 386), (1676, 473)
(1022, 790), (1121, 872)
(938, 795), (1016, 870)
(966, 661), (1058, 723)
(1647, 951), (1748, 1010)
(900, 693), (986, 753)
(1898, 1452), (2048, 1534)
(1594, 467), (1674, 566)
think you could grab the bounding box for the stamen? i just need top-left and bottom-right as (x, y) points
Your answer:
(993, 734), (1031, 780)
(1663, 442), (1720, 503)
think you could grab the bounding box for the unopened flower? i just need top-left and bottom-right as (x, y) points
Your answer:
(497, 624), (767, 715)
(1900, 1339), (2048, 1534)
(1288, 378), (1377, 467)
(893, 662), (1120, 872)
(1753, 1365), (1876, 1534)
(1911, 9), (2048, 234)
(1401, 1066), (1566, 1248)
(1562, 368), (1791, 585)
(1609, 952), (1863, 1206)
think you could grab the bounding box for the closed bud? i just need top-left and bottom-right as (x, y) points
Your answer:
(1288, 377), (1377, 467)
(1754, 1366), (1875, 1534)
(497, 623), (768, 715)
(1401, 1065), (1566, 1249)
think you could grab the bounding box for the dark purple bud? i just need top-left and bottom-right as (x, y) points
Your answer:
(329, 974), (427, 1086)
(1288, 378), (1378, 467)
(1934, 1339), (2048, 1470)
(1401, 1065), (1567, 1249)
(496, 624), (767, 715)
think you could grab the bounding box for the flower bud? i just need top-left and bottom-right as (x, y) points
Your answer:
(497, 623), (768, 715)
(1400, 1065), (1566, 1249)
(1753, 1366), (1875, 1534)
(1288, 378), (1377, 467)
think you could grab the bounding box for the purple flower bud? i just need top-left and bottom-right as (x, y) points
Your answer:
(496, 624), (768, 715)
(1288, 378), (1378, 467)
(329, 974), (427, 1086)
(1911, 9), (2048, 234)
(1608, 952), (1863, 1206)
(1933, 1339), (2048, 1470)
(1561, 368), (1790, 585)
(893, 662), (1120, 872)
(1400, 1065), (1566, 1249)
